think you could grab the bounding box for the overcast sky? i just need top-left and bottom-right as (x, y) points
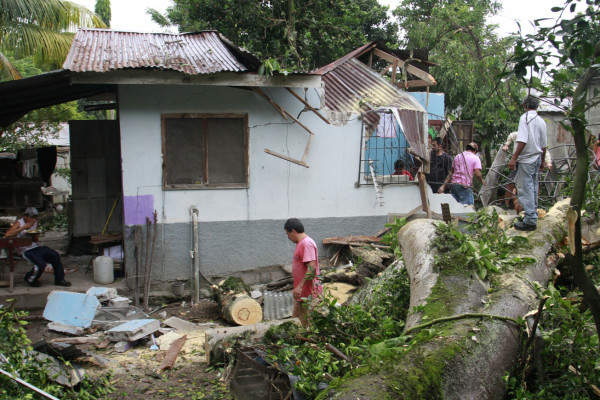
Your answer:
(72, 0), (574, 38)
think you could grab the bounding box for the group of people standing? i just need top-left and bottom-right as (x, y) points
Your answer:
(425, 95), (548, 231)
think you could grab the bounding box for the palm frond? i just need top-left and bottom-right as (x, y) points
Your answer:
(0, 49), (23, 80)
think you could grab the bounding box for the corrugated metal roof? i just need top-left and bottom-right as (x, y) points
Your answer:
(64, 29), (260, 74)
(321, 58), (425, 115)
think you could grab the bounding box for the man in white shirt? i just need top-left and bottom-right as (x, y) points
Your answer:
(508, 96), (548, 231)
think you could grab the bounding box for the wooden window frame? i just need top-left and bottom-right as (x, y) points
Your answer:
(161, 113), (249, 190)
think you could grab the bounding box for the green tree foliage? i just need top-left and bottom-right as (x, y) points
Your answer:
(509, 0), (600, 338)
(95, 0), (111, 27)
(0, 0), (106, 80)
(394, 0), (524, 145)
(0, 300), (113, 399)
(148, 0), (398, 70)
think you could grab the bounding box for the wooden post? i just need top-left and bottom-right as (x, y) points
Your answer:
(418, 172), (431, 218)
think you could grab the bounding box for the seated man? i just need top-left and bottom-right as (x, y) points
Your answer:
(4, 207), (71, 287)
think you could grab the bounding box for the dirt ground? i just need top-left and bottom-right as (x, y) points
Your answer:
(24, 300), (234, 400)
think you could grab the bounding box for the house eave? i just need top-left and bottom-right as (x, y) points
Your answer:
(69, 70), (322, 88)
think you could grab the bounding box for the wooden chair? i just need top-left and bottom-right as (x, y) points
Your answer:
(0, 238), (32, 292)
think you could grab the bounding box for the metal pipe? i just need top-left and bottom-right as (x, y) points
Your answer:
(190, 206), (200, 305)
(0, 367), (61, 400)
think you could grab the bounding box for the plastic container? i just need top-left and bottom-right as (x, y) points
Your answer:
(171, 281), (185, 296)
(93, 256), (114, 284)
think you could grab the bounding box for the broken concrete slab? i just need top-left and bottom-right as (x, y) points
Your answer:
(86, 287), (118, 302)
(43, 291), (101, 328)
(163, 316), (198, 333)
(107, 319), (160, 342)
(47, 321), (85, 336)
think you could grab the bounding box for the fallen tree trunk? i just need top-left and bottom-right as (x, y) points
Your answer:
(319, 199), (570, 400)
(205, 319), (300, 366)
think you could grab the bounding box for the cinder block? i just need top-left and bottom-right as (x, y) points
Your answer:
(107, 319), (160, 342)
(108, 296), (130, 308)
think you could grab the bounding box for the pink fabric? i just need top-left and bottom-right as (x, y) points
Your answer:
(595, 144), (600, 168)
(451, 151), (481, 187)
(292, 236), (323, 299)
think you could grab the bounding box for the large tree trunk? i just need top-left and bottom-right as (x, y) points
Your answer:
(319, 199), (570, 400)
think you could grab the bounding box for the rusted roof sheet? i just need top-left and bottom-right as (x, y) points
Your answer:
(64, 29), (261, 75)
(320, 57), (425, 115)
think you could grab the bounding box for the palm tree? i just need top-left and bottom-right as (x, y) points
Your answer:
(0, 0), (106, 80)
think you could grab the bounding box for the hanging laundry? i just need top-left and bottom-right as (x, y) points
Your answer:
(375, 112), (397, 138)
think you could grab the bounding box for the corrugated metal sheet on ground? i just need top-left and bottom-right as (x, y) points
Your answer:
(263, 291), (294, 320)
(63, 29), (251, 74)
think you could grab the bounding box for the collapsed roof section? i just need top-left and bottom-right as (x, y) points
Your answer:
(315, 42), (434, 161)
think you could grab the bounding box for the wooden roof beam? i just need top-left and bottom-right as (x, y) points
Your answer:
(372, 48), (437, 86)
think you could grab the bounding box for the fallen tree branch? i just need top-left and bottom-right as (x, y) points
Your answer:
(403, 313), (521, 336)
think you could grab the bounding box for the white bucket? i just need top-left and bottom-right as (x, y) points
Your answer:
(93, 256), (114, 285)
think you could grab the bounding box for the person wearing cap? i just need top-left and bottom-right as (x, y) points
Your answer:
(4, 207), (71, 287)
(440, 142), (484, 205)
(508, 95), (548, 231)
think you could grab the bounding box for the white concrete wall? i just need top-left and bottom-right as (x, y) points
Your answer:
(118, 84), (471, 226)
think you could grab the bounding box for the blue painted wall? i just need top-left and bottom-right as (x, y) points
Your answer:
(409, 92), (445, 121)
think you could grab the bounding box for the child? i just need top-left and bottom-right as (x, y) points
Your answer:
(393, 159), (413, 181)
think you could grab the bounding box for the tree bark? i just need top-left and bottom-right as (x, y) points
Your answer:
(318, 199), (570, 400)
(566, 42), (600, 337)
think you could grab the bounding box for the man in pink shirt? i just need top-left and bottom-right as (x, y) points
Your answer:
(284, 218), (323, 326)
(440, 142), (484, 205)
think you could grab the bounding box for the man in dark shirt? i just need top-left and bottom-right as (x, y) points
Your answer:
(426, 137), (453, 193)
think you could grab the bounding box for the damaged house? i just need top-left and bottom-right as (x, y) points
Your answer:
(0, 29), (468, 290)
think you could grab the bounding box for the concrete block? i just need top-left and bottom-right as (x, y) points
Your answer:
(47, 321), (85, 336)
(108, 296), (130, 308)
(87, 287), (118, 302)
(107, 319), (160, 342)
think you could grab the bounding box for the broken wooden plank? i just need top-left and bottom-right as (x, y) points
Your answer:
(49, 337), (100, 345)
(157, 335), (187, 373)
(285, 88), (331, 124)
(264, 149), (309, 168)
(372, 48), (436, 85)
(417, 172), (431, 218)
(252, 87), (288, 120)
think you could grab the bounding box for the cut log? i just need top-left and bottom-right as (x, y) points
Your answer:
(222, 294), (263, 325)
(213, 277), (263, 326)
(205, 319), (300, 366)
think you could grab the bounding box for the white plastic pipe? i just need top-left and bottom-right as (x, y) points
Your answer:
(190, 206), (200, 305)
